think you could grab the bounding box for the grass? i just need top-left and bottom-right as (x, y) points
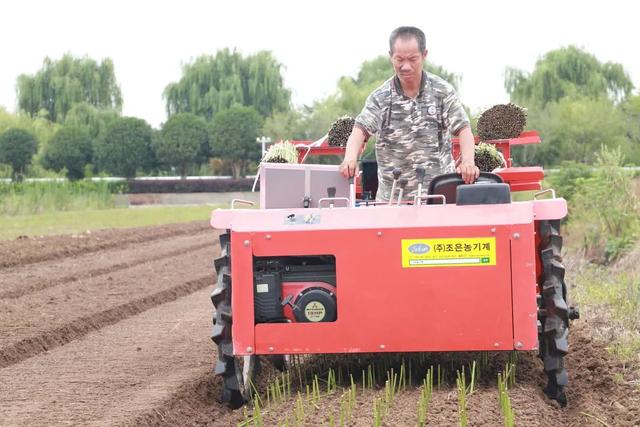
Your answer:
(0, 205), (217, 240)
(0, 180), (125, 216)
(570, 257), (640, 363)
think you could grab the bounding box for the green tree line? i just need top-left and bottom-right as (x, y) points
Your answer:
(1, 46), (639, 182)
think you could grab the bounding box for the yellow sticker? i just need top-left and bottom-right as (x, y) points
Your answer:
(304, 301), (326, 322)
(401, 237), (496, 268)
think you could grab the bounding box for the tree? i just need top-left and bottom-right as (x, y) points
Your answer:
(156, 113), (209, 178)
(505, 46), (634, 107)
(513, 97), (632, 166)
(95, 117), (154, 177)
(263, 110), (309, 142)
(210, 106), (263, 178)
(64, 102), (120, 139)
(0, 107), (59, 149)
(42, 126), (92, 180)
(164, 49), (290, 120)
(17, 54), (123, 123)
(0, 128), (38, 181)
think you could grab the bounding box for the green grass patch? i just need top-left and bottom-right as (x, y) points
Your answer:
(572, 262), (640, 362)
(0, 180), (127, 216)
(0, 205), (217, 240)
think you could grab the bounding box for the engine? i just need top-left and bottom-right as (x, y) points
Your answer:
(253, 255), (336, 323)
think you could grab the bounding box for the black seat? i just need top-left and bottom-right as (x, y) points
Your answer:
(427, 172), (507, 205)
(360, 159), (379, 200)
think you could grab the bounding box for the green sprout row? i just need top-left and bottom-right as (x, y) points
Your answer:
(239, 351), (518, 427)
(498, 364), (516, 427)
(418, 366), (434, 426)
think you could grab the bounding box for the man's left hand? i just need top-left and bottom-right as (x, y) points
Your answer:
(456, 160), (480, 184)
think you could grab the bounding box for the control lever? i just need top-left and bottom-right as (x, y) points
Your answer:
(388, 168), (402, 205)
(396, 178), (408, 206)
(349, 176), (356, 208)
(327, 186), (336, 208)
(415, 166), (426, 205)
(281, 294), (295, 309)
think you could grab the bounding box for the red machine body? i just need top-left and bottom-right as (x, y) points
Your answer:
(210, 131), (574, 407)
(211, 196), (566, 356)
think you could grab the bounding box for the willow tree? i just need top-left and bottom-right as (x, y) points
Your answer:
(505, 46), (634, 107)
(16, 54), (122, 123)
(164, 49), (290, 120)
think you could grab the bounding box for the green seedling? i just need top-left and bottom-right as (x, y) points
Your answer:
(498, 370), (515, 427)
(456, 367), (467, 427)
(418, 366), (434, 427)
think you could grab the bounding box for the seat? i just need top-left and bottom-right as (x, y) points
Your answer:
(427, 172), (507, 205)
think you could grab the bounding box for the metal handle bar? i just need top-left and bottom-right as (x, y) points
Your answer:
(533, 189), (556, 200)
(231, 199), (255, 209)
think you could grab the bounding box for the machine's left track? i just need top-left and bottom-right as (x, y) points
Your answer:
(211, 231), (261, 409)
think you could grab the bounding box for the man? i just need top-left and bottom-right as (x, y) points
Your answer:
(339, 26), (479, 202)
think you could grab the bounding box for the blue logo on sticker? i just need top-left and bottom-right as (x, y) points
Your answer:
(408, 243), (431, 254)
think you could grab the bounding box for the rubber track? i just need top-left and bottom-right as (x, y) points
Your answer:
(0, 241), (212, 300)
(210, 231), (244, 408)
(0, 222), (210, 269)
(538, 219), (570, 407)
(0, 276), (211, 369)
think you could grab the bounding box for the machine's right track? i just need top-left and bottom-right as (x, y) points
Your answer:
(537, 219), (579, 407)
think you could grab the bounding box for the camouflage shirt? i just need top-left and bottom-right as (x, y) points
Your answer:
(355, 71), (470, 202)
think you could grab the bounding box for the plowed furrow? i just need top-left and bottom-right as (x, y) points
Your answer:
(0, 220), (211, 269)
(0, 289), (216, 426)
(0, 240), (212, 299)
(0, 276), (211, 369)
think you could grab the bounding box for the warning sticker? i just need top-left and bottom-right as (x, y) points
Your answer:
(401, 237), (496, 268)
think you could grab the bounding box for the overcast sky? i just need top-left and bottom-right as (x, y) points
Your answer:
(2, 0), (639, 128)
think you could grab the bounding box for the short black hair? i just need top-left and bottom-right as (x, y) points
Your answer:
(389, 26), (426, 53)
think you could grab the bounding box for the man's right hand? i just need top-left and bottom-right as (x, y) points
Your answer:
(339, 156), (359, 178)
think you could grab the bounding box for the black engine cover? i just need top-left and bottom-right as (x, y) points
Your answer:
(253, 272), (283, 323)
(292, 287), (337, 323)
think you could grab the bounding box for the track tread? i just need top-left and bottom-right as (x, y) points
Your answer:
(537, 219), (573, 407)
(210, 231), (245, 408)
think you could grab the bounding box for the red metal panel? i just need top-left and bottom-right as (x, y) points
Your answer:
(497, 167), (544, 182)
(509, 222), (538, 350)
(212, 202), (534, 232)
(230, 223), (537, 356)
(533, 198), (568, 220)
(230, 232), (256, 355)
(509, 183), (542, 192)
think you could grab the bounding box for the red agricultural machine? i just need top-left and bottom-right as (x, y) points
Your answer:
(209, 131), (579, 408)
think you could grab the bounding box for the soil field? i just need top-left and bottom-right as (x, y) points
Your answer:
(1, 222), (638, 426)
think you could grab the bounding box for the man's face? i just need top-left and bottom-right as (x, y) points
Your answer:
(390, 36), (427, 82)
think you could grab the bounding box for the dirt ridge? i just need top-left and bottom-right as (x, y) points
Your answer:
(0, 276), (211, 369)
(0, 220), (211, 269)
(0, 241), (212, 300)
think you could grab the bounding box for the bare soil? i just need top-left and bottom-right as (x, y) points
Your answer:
(0, 222), (638, 426)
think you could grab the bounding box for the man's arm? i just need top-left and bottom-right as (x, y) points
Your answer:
(455, 126), (480, 184)
(338, 126), (367, 178)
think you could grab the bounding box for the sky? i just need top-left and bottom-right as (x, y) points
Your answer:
(1, 0), (639, 128)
